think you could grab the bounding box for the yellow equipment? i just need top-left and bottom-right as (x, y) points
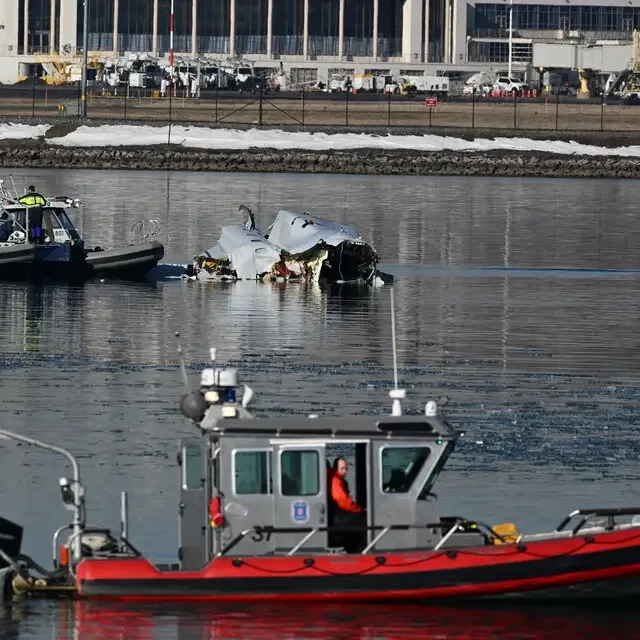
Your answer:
(490, 522), (521, 544)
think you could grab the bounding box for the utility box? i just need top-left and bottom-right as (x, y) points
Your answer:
(59, 102), (80, 116)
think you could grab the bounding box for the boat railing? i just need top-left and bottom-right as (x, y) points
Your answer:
(217, 518), (507, 557)
(0, 175), (19, 203)
(52, 523), (136, 569)
(0, 207), (28, 238)
(129, 218), (167, 246)
(555, 507), (640, 536)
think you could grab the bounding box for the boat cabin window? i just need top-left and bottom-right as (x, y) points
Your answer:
(418, 442), (455, 500)
(182, 443), (204, 490)
(281, 450), (319, 496)
(234, 449), (272, 495)
(380, 446), (431, 493)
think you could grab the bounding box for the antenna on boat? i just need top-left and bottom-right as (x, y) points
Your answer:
(389, 286), (405, 416)
(175, 331), (191, 393)
(8, 174), (18, 199)
(176, 332), (209, 424)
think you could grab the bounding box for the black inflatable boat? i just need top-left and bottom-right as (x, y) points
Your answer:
(85, 240), (165, 280)
(0, 243), (36, 273)
(0, 181), (166, 282)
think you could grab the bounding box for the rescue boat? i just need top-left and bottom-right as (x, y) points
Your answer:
(0, 178), (164, 281)
(4, 301), (640, 603)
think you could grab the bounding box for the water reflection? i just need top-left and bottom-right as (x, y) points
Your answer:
(3, 600), (637, 640)
(5, 169), (640, 271)
(2, 170), (640, 639)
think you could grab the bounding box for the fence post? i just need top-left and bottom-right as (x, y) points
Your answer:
(168, 84), (173, 145)
(31, 72), (36, 119)
(429, 105), (432, 128)
(345, 88), (349, 126)
(600, 92), (604, 132)
(301, 85), (305, 127)
(259, 82), (263, 126)
(513, 90), (517, 130)
(387, 90), (391, 127)
(555, 83), (560, 132)
(215, 85), (218, 123)
(124, 85), (127, 121)
(471, 89), (475, 129)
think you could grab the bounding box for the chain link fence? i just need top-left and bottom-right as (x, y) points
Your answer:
(2, 80), (638, 133)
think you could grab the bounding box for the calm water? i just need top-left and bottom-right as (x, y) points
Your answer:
(1, 169), (640, 638)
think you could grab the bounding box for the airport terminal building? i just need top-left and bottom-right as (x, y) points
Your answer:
(0, 0), (636, 82)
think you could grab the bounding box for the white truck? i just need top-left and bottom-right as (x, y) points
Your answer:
(493, 76), (525, 94)
(328, 74), (352, 92)
(377, 75), (450, 95)
(408, 76), (450, 95)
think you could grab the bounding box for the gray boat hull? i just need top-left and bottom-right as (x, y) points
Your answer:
(0, 243), (36, 273)
(85, 241), (165, 280)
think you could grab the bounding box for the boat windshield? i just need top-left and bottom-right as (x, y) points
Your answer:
(417, 441), (455, 500)
(43, 208), (81, 241)
(54, 209), (76, 231)
(381, 446), (431, 493)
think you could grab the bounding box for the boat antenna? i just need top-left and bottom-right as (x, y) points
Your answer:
(390, 286), (398, 390)
(389, 286), (405, 416)
(8, 173), (18, 199)
(175, 331), (191, 392)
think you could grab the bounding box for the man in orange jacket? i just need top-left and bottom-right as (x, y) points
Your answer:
(329, 457), (366, 552)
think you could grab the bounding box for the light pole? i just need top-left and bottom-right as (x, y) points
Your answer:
(169, 0), (175, 94)
(508, 0), (513, 79)
(81, 0), (88, 117)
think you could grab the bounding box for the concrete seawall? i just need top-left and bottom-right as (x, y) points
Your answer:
(1, 119), (640, 177)
(2, 145), (639, 178)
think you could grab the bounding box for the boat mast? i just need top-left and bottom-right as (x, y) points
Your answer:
(389, 287), (405, 416)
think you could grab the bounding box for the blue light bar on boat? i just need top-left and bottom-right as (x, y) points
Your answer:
(224, 388), (236, 403)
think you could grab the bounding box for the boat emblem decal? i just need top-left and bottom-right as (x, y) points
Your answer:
(291, 500), (309, 524)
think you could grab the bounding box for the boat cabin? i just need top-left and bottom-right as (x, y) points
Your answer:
(0, 200), (83, 246)
(177, 363), (475, 570)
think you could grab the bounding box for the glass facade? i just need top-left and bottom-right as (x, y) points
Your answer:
(42, 0), (405, 56)
(79, 0), (114, 50)
(157, 0), (191, 51)
(22, 0), (62, 52)
(119, 0), (154, 51)
(472, 3), (640, 33)
(469, 40), (532, 63)
(273, 0), (303, 54)
(197, 0), (230, 52)
(21, 0), (640, 62)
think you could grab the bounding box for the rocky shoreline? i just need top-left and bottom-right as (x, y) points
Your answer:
(0, 118), (639, 177)
(0, 144), (639, 178)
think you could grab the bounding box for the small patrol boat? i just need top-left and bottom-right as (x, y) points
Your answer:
(0, 178), (164, 281)
(4, 297), (640, 603)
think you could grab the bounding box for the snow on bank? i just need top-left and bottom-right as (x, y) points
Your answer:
(0, 123), (51, 139)
(45, 124), (640, 157)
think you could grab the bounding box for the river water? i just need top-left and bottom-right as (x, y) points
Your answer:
(1, 169), (640, 638)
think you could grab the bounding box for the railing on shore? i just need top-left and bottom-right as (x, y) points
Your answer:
(1, 82), (639, 133)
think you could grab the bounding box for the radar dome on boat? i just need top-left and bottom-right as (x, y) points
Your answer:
(180, 391), (207, 422)
(201, 367), (238, 388)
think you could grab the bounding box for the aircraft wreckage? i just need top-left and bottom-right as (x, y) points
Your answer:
(184, 208), (393, 285)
